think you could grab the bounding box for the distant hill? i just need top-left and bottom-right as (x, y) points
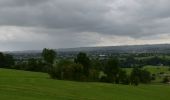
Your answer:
(5, 44), (170, 59)
(56, 44), (170, 53)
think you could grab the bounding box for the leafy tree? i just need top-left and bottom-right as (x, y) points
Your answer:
(74, 52), (91, 77)
(140, 69), (151, 83)
(49, 59), (84, 81)
(89, 69), (100, 81)
(42, 48), (56, 65)
(132, 76), (140, 86)
(119, 70), (130, 85)
(104, 58), (120, 83)
(130, 67), (141, 86)
(163, 76), (170, 83)
(4, 54), (15, 67)
(130, 67), (151, 85)
(0, 52), (5, 67)
(91, 58), (102, 70)
(0, 52), (15, 68)
(71, 63), (84, 81)
(51, 59), (73, 79)
(168, 67), (170, 71)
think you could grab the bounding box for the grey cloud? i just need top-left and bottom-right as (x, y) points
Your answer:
(0, 0), (170, 50)
(0, 0), (170, 37)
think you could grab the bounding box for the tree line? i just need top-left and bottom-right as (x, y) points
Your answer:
(0, 49), (158, 86)
(41, 49), (151, 86)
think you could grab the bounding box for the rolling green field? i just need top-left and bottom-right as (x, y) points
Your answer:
(0, 68), (170, 100)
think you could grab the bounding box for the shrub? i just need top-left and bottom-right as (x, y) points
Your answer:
(163, 76), (170, 83)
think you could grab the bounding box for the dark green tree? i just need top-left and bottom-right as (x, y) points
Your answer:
(42, 48), (56, 65)
(130, 67), (151, 85)
(49, 59), (84, 81)
(4, 54), (15, 67)
(71, 63), (84, 81)
(0, 52), (5, 67)
(130, 67), (141, 86)
(140, 69), (151, 83)
(104, 58), (120, 83)
(27, 58), (37, 71)
(74, 52), (91, 77)
(0, 52), (14, 68)
(119, 70), (130, 85)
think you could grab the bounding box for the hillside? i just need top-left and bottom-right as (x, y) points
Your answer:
(57, 44), (170, 53)
(6, 44), (170, 60)
(0, 68), (170, 100)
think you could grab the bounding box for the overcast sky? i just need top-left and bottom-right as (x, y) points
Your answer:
(1, 0), (170, 51)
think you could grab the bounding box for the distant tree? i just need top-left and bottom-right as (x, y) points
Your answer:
(74, 52), (91, 77)
(168, 67), (170, 71)
(89, 69), (100, 82)
(91, 58), (102, 70)
(151, 74), (156, 81)
(130, 67), (151, 85)
(4, 54), (15, 67)
(27, 58), (37, 71)
(0, 52), (15, 68)
(0, 52), (5, 67)
(140, 69), (151, 83)
(124, 56), (137, 68)
(49, 59), (84, 81)
(104, 58), (120, 83)
(163, 76), (170, 83)
(119, 70), (130, 85)
(71, 63), (84, 81)
(51, 59), (73, 79)
(132, 76), (140, 86)
(42, 48), (56, 65)
(130, 67), (141, 86)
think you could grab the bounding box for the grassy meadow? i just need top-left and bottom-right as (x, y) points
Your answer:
(0, 68), (170, 100)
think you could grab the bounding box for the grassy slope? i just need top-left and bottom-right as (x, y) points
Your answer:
(0, 68), (170, 100)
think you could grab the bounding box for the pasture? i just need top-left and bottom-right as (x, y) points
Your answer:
(0, 68), (170, 100)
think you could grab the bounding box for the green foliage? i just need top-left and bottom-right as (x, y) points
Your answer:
(104, 58), (120, 83)
(162, 76), (170, 83)
(0, 52), (15, 68)
(130, 67), (151, 85)
(132, 76), (140, 86)
(74, 52), (91, 76)
(119, 70), (130, 85)
(91, 58), (102, 70)
(89, 69), (100, 81)
(13, 58), (49, 73)
(49, 59), (84, 81)
(42, 48), (56, 64)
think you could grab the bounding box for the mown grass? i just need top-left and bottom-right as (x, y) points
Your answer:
(0, 68), (170, 100)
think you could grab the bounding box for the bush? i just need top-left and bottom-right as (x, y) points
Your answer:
(130, 76), (140, 86)
(48, 60), (85, 81)
(130, 67), (151, 85)
(151, 74), (156, 80)
(163, 76), (170, 83)
(89, 69), (100, 82)
(168, 68), (170, 71)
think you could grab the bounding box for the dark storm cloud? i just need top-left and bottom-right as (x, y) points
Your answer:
(1, 0), (170, 50)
